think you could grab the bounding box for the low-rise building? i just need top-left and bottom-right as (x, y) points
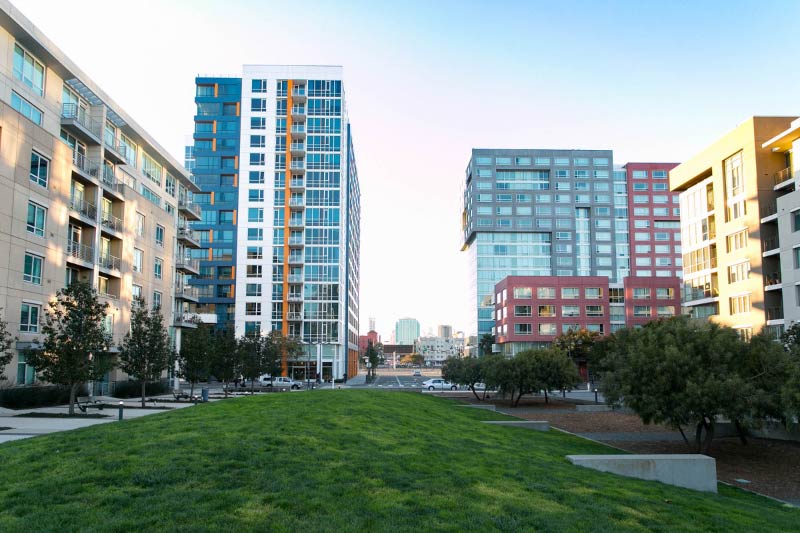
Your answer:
(415, 336), (464, 367)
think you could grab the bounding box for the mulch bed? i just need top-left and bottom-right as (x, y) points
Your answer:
(489, 397), (800, 505)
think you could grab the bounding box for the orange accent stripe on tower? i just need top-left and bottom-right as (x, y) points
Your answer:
(281, 80), (294, 376)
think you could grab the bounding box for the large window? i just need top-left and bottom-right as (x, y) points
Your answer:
(26, 201), (46, 237)
(154, 258), (163, 279)
(23, 253), (43, 285)
(142, 152), (162, 185)
(724, 151), (744, 197)
(155, 225), (165, 247)
(133, 248), (143, 273)
(11, 91), (42, 125)
(30, 151), (49, 188)
(729, 294), (750, 315)
(13, 44), (45, 96)
(20, 303), (40, 333)
(513, 287), (531, 299)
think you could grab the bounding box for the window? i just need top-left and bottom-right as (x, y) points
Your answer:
(514, 323), (532, 335)
(246, 302), (262, 316)
(513, 287), (532, 299)
(136, 213), (145, 237)
(153, 291), (162, 309)
(11, 91), (42, 125)
(23, 253), (43, 284)
(656, 288), (674, 300)
(13, 44), (45, 96)
(514, 305), (532, 317)
(246, 283), (262, 297)
(658, 306), (675, 317)
(538, 323), (557, 335)
(586, 305), (604, 317)
(585, 287), (603, 299)
(633, 288), (650, 300)
(132, 284), (142, 303)
(252, 117), (266, 130)
(538, 305), (556, 317)
(247, 265), (263, 278)
(133, 248), (143, 273)
(252, 79), (267, 93)
(142, 152), (162, 185)
(251, 98), (267, 112)
(29, 151), (49, 188)
(562, 287), (579, 299)
(20, 303), (40, 333)
(632, 170), (648, 179)
(537, 287), (555, 299)
(729, 294), (750, 314)
(154, 258), (163, 279)
(155, 225), (165, 247)
(652, 171), (668, 179)
(561, 305), (580, 317)
(26, 201), (46, 237)
(633, 305), (651, 317)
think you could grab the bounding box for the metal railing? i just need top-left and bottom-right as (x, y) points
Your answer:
(289, 219), (304, 228)
(176, 285), (198, 299)
(72, 151), (100, 177)
(291, 124), (306, 134)
(289, 198), (304, 207)
(760, 202), (777, 218)
(288, 237), (304, 245)
(287, 312), (302, 321)
(290, 179), (305, 188)
(762, 236), (779, 252)
(177, 226), (199, 242)
(764, 273), (782, 286)
(767, 307), (784, 321)
(290, 143), (306, 151)
(288, 254), (304, 264)
(288, 294), (303, 302)
(288, 274), (303, 283)
(61, 103), (100, 137)
(290, 161), (305, 170)
(66, 240), (94, 262)
(177, 257), (200, 271)
(69, 195), (97, 220)
(178, 199), (201, 218)
(101, 211), (124, 233)
(97, 253), (121, 271)
(774, 167), (792, 185)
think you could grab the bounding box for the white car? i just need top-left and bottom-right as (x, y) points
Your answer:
(263, 376), (304, 389)
(422, 378), (458, 391)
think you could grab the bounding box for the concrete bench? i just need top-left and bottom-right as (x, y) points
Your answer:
(575, 404), (613, 412)
(566, 454), (717, 493)
(482, 420), (549, 431)
(455, 404), (496, 411)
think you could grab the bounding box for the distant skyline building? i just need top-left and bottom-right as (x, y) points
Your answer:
(461, 149), (682, 337)
(437, 325), (453, 339)
(189, 65), (360, 381)
(394, 317), (420, 345)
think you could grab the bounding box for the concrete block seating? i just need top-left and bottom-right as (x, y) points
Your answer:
(456, 404), (496, 411)
(566, 454), (717, 493)
(482, 420), (549, 431)
(575, 404), (613, 412)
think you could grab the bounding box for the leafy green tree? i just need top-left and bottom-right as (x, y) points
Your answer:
(779, 323), (800, 420)
(177, 323), (212, 397)
(553, 328), (600, 380)
(238, 335), (265, 392)
(528, 348), (580, 404)
(478, 334), (495, 356)
(25, 282), (112, 415)
(599, 316), (792, 453)
(0, 310), (16, 382)
(364, 342), (382, 377)
(209, 328), (239, 397)
(482, 354), (515, 400)
(118, 299), (172, 407)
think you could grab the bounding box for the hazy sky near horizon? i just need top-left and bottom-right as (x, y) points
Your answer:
(17, 0), (800, 339)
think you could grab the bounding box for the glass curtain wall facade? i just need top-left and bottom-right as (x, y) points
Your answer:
(189, 78), (242, 329)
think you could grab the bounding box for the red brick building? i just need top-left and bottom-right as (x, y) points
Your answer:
(358, 330), (380, 355)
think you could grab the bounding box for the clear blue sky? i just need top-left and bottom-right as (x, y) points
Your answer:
(18, 0), (800, 339)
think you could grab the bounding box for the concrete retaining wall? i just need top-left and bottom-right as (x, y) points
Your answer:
(575, 404), (613, 412)
(456, 404), (496, 411)
(482, 420), (549, 431)
(566, 454), (717, 493)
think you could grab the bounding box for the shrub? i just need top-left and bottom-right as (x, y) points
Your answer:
(111, 380), (169, 399)
(0, 384), (82, 409)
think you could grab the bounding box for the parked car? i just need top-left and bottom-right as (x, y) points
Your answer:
(422, 378), (457, 391)
(264, 376), (304, 390)
(412, 370), (422, 377)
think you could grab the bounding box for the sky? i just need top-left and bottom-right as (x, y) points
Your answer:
(17, 0), (800, 340)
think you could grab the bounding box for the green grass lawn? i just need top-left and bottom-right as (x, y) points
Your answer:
(0, 390), (796, 532)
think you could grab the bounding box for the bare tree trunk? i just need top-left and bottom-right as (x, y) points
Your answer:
(190, 380), (195, 398)
(734, 420), (748, 445)
(695, 421), (704, 453)
(470, 384), (481, 402)
(543, 389), (549, 404)
(141, 380), (147, 408)
(68, 383), (77, 416)
(677, 424), (690, 447)
(223, 381), (229, 398)
(701, 419), (715, 455)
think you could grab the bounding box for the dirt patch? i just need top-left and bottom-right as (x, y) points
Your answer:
(517, 410), (676, 434)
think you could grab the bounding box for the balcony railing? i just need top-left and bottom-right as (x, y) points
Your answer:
(288, 255), (304, 264)
(762, 236), (779, 252)
(774, 167), (792, 186)
(287, 312), (302, 321)
(72, 151), (99, 177)
(292, 87), (306, 96)
(66, 240), (94, 263)
(177, 226), (199, 242)
(61, 103), (100, 137)
(177, 257), (200, 272)
(290, 160), (305, 170)
(69, 195), (97, 220)
(288, 219), (304, 228)
(101, 165), (125, 196)
(176, 285), (198, 299)
(178, 199), (202, 218)
(764, 273), (782, 286)
(288, 237), (304, 245)
(291, 124), (305, 134)
(289, 198), (304, 207)
(97, 253), (121, 271)
(288, 274), (303, 283)
(767, 307), (784, 321)
(101, 211), (124, 233)
(760, 202), (777, 218)
(290, 178), (305, 189)
(288, 294), (303, 302)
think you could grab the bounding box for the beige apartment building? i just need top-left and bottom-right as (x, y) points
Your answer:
(670, 116), (797, 340)
(0, 1), (200, 391)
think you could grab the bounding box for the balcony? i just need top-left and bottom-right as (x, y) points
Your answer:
(60, 104), (101, 143)
(287, 254), (304, 265)
(774, 167), (793, 188)
(290, 105), (306, 117)
(762, 236), (780, 255)
(97, 253), (121, 272)
(767, 307), (784, 321)
(288, 236), (304, 247)
(760, 202), (777, 222)
(174, 313), (199, 328)
(289, 198), (305, 208)
(103, 135), (126, 164)
(290, 124), (306, 138)
(100, 212), (124, 234)
(288, 294), (303, 302)
(72, 151), (100, 179)
(175, 285), (200, 303)
(290, 160), (305, 171)
(290, 142), (306, 155)
(101, 166), (126, 199)
(287, 312), (302, 321)
(177, 226), (201, 248)
(176, 257), (200, 275)
(764, 272), (782, 289)
(66, 240), (94, 263)
(178, 198), (202, 220)
(291, 86), (306, 99)
(289, 178), (305, 191)
(69, 196), (97, 221)
(288, 219), (304, 228)
(288, 274), (303, 283)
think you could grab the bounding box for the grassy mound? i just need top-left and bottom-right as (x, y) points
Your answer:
(0, 390), (795, 531)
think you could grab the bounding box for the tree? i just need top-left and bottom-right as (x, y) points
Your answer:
(553, 328), (600, 381)
(527, 348), (580, 404)
(25, 282), (112, 415)
(482, 354), (515, 400)
(209, 327), (239, 397)
(478, 334), (495, 356)
(118, 299), (172, 407)
(599, 316), (792, 454)
(177, 323), (212, 397)
(399, 352), (422, 368)
(364, 342), (382, 377)
(0, 310), (15, 382)
(238, 335), (265, 392)
(264, 331), (301, 383)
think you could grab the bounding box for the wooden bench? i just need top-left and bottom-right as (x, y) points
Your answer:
(75, 396), (104, 412)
